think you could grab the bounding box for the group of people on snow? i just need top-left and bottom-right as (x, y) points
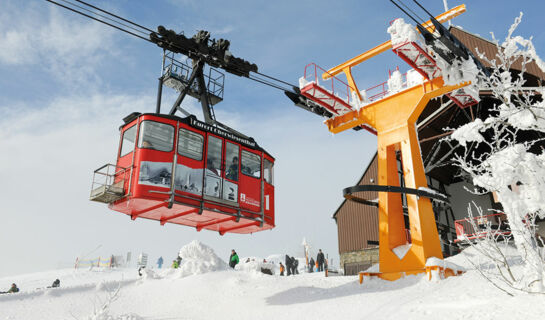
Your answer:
(1, 279), (60, 294)
(283, 255), (299, 276)
(280, 249), (327, 275)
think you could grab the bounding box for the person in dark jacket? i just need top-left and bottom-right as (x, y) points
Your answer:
(285, 255), (292, 276)
(49, 279), (60, 288)
(309, 257), (315, 273)
(229, 249), (239, 268)
(291, 256), (299, 275)
(317, 249), (325, 272)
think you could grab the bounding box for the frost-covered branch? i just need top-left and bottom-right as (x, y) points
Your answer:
(450, 14), (545, 294)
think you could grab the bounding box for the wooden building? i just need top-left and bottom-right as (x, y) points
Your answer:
(333, 27), (545, 275)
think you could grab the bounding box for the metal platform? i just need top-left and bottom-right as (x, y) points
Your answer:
(163, 54), (224, 106)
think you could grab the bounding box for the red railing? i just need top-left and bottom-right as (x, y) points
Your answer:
(454, 213), (511, 243)
(302, 63), (354, 107)
(364, 68), (408, 102)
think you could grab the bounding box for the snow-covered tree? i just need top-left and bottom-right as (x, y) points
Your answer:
(449, 13), (545, 294)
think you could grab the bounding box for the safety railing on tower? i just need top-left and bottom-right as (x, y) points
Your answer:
(299, 63), (356, 116)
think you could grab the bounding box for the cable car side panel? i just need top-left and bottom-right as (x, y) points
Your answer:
(104, 113), (275, 234)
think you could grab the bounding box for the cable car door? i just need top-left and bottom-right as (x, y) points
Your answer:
(204, 135), (239, 204)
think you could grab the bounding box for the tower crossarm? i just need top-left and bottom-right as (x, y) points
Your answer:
(320, 4), (466, 101)
(324, 77), (471, 134)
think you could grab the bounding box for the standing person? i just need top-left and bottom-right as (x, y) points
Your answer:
(157, 256), (164, 269)
(309, 257), (315, 273)
(229, 249), (239, 268)
(285, 255), (292, 276)
(171, 259), (179, 269)
(317, 249), (325, 272)
(291, 256), (298, 275)
(279, 262), (285, 276)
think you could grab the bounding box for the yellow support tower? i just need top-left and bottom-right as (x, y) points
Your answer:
(327, 77), (467, 281)
(319, 5), (470, 282)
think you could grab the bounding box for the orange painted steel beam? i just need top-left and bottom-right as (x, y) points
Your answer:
(322, 4), (466, 80)
(325, 77), (469, 134)
(327, 77), (470, 280)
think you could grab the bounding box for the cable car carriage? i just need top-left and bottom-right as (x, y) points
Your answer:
(90, 30), (275, 235)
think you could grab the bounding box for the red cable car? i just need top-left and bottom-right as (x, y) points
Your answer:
(91, 112), (275, 234)
(88, 28), (277, 235)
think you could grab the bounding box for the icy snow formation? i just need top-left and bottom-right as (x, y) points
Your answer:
(450, 118), (485, 146)
(406, 69), (424, 87)
(236, 258), (275, 275)
(387, 70), (404, 94)
(387, 18), (421, 46)
(498, 100), (545, 132)
(177, 240), (228, 277)
(425, 257), (466, 273)
(392, 244), (412, 259)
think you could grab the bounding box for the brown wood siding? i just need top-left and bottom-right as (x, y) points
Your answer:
(450, 27), (545, 83)
(335, 154), (379, 254)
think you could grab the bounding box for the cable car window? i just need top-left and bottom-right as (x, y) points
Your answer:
(225, 142), (239, 181)
(138, 121), (174, 152)
(178, 128), (204, 160)
(241, 150), (261, 179)
(206, 136), (222, 176)
(264, 159), (274, 185)
(120, 125), (137, 157)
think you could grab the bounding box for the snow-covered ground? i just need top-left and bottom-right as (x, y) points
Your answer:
(1, 241), (544, 320)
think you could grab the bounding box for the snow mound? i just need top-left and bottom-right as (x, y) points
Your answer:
(177, 240), (228, 277)
(236, 258), (275, 275)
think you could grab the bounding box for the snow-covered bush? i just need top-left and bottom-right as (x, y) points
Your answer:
(449, 14), (545, 294)
(176, 240), (228, 277)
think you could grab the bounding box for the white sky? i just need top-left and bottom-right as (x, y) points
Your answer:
(1, 0), (544, 277)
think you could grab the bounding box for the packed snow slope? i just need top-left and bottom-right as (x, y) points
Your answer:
(1, 241), (544, 320)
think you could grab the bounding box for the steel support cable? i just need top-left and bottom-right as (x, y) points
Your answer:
(254, 71), (297, 88)
(249, 74), (292, 92)
(45, 0), (299, 95)
(45, 0), (152, 42)
(58, 0), (150, 38)
(74, 0), (155, 33)
(396, 0), (427, 25)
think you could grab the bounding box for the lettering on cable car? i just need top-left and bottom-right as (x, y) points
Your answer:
(189, 117), (256, 148)
(240, 193), (260, 207)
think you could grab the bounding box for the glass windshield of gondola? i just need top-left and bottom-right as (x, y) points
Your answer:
(241, 150), (261, 178)
(178, 128), (204, 160)
(264, 158), (274, 185)
(205, 136), (223, 198)
(224, 142), (239, 202)
(138, 121), (174, 151)
(120, 125), (137, 157)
